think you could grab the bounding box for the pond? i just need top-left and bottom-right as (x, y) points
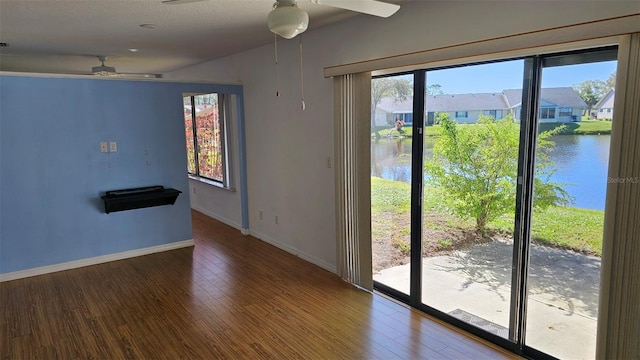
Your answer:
(371, 135), (611, 210)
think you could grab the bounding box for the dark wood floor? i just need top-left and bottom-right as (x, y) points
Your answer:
(1, 210), (518, 359)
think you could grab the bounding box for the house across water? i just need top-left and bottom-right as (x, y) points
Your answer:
(374, 87), (587, 126)
(594, 89), (615, 120)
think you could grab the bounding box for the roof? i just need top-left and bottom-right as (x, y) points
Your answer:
(594, 89), (615, 109)
(377, 97), (413, 113)
(502, 89), (524, 107)
(377, 93), (510, 113)
(425, 93), (508, 111)
(377, 87), (587, 114)
(503, 87), (587, 108)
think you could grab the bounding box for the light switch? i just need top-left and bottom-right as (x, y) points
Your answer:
(100, 142), (108, 153)
(109, 142), (117, 152)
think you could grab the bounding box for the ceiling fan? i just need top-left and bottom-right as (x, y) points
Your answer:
(91, 56), (162, 79)
(161, 0), (400, 39)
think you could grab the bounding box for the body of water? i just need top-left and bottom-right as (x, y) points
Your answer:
(371, 135), (610, 210)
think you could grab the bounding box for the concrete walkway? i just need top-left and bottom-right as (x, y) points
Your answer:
(374, 240), (600, 359)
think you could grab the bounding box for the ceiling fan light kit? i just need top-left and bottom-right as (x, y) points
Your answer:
(92, 56), (118, 76)
(92, 69), (118, 77)
(268, 0), (309, 39)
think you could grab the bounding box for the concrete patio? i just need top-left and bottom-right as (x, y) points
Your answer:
(374, 239), (600, 359)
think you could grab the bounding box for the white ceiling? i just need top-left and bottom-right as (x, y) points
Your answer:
(0, 0), (394, 76)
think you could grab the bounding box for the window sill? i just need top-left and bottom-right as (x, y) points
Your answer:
(188, 175), (236, 192)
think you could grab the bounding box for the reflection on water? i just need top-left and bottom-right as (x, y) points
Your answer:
(371, 135), (610, 210)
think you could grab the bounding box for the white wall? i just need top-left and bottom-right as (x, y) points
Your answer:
(165, 1), (639, 273)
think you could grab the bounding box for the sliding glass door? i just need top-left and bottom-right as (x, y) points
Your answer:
(371, 46), (617, 358)
(420, 60), (525, 339)
(371, 73), (414, 296)
(524, 50), (617, 359)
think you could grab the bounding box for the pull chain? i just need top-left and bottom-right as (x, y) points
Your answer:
(299, 35), (305, 110)
(274, 34), (280, 97)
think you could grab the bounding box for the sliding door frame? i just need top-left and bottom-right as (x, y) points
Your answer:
(409, 69), (426, 307)
(373, 45), (619, 360)
(510, 56), (541, 349)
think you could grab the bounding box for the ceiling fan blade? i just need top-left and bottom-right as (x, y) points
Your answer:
(311, 0), (400, 18)
(91, 56), (162, 79)
(161, 0), (207, 4)
(116, 73), (163, 79)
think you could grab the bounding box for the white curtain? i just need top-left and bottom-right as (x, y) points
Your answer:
(596, 33), (640, 360)
(334, 72), (373, 291)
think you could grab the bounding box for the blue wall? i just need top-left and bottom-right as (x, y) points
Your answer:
(0, 75), (243, 274)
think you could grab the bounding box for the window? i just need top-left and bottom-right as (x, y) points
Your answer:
(184, 93), (228, 186)
(483, 110), (503, 118)
(559, 107), (572, 116)
(455, 111), (468, 118)
(540, 106), (556, 119)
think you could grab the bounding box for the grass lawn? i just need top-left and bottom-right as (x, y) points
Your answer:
(489, 206), (604, 255)
(371, 176), (604, 256)
(372, 125), (439, 138)
(373, 120), (611, 138)
(538, 120), (612, 135)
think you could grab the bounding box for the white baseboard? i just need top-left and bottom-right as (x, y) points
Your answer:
(297, 251), (337, 274)
(0, 239), (194, 282)
(192, 207), (337, 274)
(249, 230), (337, 274)
(191, 205), (243, 230)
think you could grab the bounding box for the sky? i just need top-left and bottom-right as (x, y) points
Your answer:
(423, 59), (617, 94)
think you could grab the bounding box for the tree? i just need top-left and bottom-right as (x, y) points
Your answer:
(605, 71), (616, 90)
(572, 80), (609, 118)
(427, 84), (444, 95)
(434, 111), (450, 125)
(425, 115), (571, 232)
(371, 77), (412, 139)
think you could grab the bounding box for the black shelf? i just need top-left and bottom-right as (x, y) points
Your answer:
(101, 185), (181, 214)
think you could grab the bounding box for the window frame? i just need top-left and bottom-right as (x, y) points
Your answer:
(559, 107), (573, 117)
(184, 93), (231, 189)
(483, 109), (504, 118)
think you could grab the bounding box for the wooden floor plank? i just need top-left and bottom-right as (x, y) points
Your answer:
(0, 210), (519, 359)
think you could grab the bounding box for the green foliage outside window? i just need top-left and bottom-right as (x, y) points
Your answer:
(425, 115), (572, 231)
(184, 94), (224, 183)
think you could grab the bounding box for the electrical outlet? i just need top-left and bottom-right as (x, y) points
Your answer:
(275, 215), (279, 225)
(100, 142), (108, 153)
(326, 157), (332, 169)
(259, 211), (263, 220)
(109, 142), (118, 152)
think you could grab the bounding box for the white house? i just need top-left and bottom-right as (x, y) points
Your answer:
(374, 96), (414, 127)
(502, 87), (586, 123)
(375, 87), (586, 126)
(425, 92), (509, 124)
(594, 89), (615, 120)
